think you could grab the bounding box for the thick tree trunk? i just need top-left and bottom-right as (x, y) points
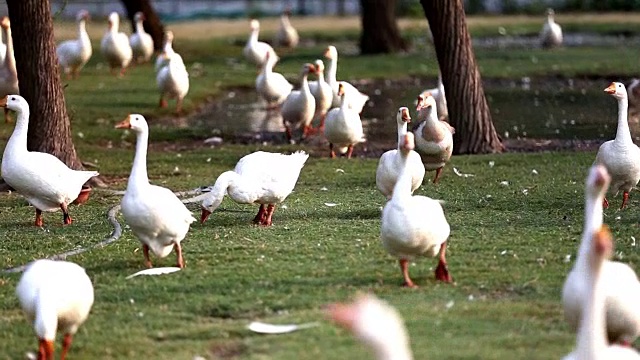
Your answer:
(337, 0), (347, 16)
(120, 0), (164, 51)
(359, 0), (408, 54)
(420, 0), (503, 154)
(6, 0), (83, 169)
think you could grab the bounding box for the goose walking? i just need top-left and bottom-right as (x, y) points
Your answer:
(156, 49), (189, 114)
(308, 59), (333, 130)
(0, 16), (18, 123)
(540, 8), (563, 48)
(154, 31), (174, 72)
(100, 12), (132, 76)
(323, 83), (366, 158)
(56, 10), (92, 79)
(255, 51), (292, 109)
(324, 45), (369, 113)
(281, 63), (316, 141)
(274, 9), (299, 48)
(243, 19), (277, 69)
(129, 12), (154, 63)
(414, 93), (455, 184)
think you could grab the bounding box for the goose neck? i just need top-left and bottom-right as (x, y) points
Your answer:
(326, 56), (337, 85)
(576, 190), (603, 271)
(615, 97), (632, 143)
(4, 25), (14, 71)
(390, 154), (413, 203)
(128, 130), (150, 189)
(575, 251), (607, 358)
(203, 171), (237, 212)
(135, 20), (145, 34)
(4, 106), (29, 157)
(300, 73), (310, 94)
(396, 122), (408, 149)
(249, 28), (259, 44)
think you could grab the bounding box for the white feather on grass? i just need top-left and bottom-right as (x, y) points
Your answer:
(126, 267), (182, 279)
(247, 321), (319, 334)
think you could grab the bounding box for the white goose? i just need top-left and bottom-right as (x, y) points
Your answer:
(281, 63), (316, 141)
(154, 30), (174, 72)
(376, 107), (425, 200)
(116, 114), (196, 268)
(0, 16), (18, 123)
(156, 49), (189, 114)
(323, 84), (366, 158)
(200, 151), (309, 226)
(100, 12), (132, 76)
(0, 95), (98, 226)
(308, 59), (333, 129)
(16, 259), (94, 360)
(381, 132), (452, 287)
(562, 227), (640, 360)
(418, 73), (447, 120)
(255, 51), (292, 109)
(129, 12), (154, 64)
(414, 93), (455, 184)
(563, 165), (640, 346)
(273, 9), (299, 48)
(56, 10), (92, 80)
(327, 294), (413, 360)
(594, 82), (640, 210)
(324, 45), (369, 113)
(243, 19), (277, 69)
(540, 8), (563, 48)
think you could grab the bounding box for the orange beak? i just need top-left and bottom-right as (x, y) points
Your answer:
(323, 48), (331, 58)
(200, 208), (212, 224)
(416, 96), (424, 111)
(0, 96), (7, 107)
(115, 115), (131, 129)
(337, 84), (344, 96)
(604, 83), (616, 94)
(594, 225), (612, 255)
(401, 108), (411, 123)
(308, 64), (316, 74)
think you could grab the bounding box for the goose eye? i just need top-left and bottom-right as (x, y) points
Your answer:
(10, 96), (15, 100)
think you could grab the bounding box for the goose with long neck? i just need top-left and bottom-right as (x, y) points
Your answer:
(380, 132), (452, 286)
(281, 63), (316, 141)
(323, 83), (366, 158)
(540, 8), (563, 48)
(562, 227), (640, 360)
(413, 93), (455, 184)
(255, 51), (292, 108)
(562, 165), (640, 346)
(594, 82), (640, 210)
(200, 150), (309, 226)
(100, 12), (132, 76)
(323, 45), (369, 113)
(327, 294), (413, 360)
(0, 16), (18, 123)
(376, 107), (425, 199)
(156, 46), (189, 114)
(116, 114), (196, 268)
(274, 8), (299, 48)
(57, 10), (92, 80)
(308, 59), (333, 130)
(129, 12), (154, 63)
(0, 95), (98, 226)
(154, 30), (175, 72)
(243, 19), (277, 69)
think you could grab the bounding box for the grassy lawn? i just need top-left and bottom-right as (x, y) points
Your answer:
(1, 14), (640, 359)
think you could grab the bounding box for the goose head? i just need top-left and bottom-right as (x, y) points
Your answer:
(107, 12), (120, 31)
(604, 82), (627, 101)
(546, 8), (555, 19)
(301, 63), (316, 76)
(250, 19), (260, 31)
(115, 114), (148, 134)
(134, 11), (145, 23)
(0, 95), (28, 113)
(314, 59), (325, 74)
(0, 16), (10, 29)
(416, 93), (437, 112)
(324, 45), (337, 60)
(397, 106), (411, 125)
(586, 165), (610, 201)
(77, 10), (90, 22)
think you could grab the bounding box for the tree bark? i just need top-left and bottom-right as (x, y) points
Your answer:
(6, 0), (83, 169)
(420, 0), (503, 154)
(359, 0), (408, 54)
(120, 0), (164, 51)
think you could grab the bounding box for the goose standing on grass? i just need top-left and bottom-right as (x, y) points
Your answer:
(414, 93), (455, 184)
(0, 95), (98, 226)
(0, 17), (18, 123)
(308, 59), (333, 130)
(154, 30), (174, 72)
(100, 12), (132, 76)
(281, 63), (316, 141)
(255, 51), (292, 109)
(56, 10), (92, 80)
(327, 294), (413, 360)
(562, 227), (640, 360)
(418, 73), (447, 120)
(129, 12), (154, 64)
(156, 49), (189, 114)
(324, 45), (369, 113)
(116, 114), (196, 268)
(539, 8), (563, 48)
(243, 19), (277, 69)
(16, 259), (94, 360)
(381, 133), (452, 287)
(324, 84), (366, 158)
(594, 82), (640, 210)
(562, 165), (640, 346)
(274, 8), (299, 48)
(376, 107), (425, 200)
(200, 151), (309, 226)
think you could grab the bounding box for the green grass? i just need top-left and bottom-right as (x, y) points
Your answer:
(1, 14), (640, 360)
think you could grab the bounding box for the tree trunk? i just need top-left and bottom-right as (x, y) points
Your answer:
(6, 0), (83, 169)
(337, 0), (347, 16)
(420, 0), (503, 154)
(120, 0), (164, 51)
(359, 0), (408, 54)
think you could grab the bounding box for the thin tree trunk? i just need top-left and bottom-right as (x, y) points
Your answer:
(6, 0), (83, 169)
(120, 0), (165, 51)
(420, 0), (503, 154)
(359, 0), (408, 54)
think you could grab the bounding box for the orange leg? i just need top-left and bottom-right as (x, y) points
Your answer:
(435, 242), (453, 283)
(119, 66), (127, 77)
(60, 203), (73, 225)
(174, 242), (185, 268)
(159, 96), (168, 108)
(302, 124), (315, 138)
(329, 143), (336, 158)
(603, 197), (610, 209)
(252, 204), (266, 224)
(35, 209), (44, 227)
(621, 191), (630, 210)
(283, 120), (293, 142)
(261, 204), (276, 226)
(433, 167), (444, 184)
(346, 145), (354, 159)
(60, 333), (73, 360)
(38, 338), (54, 360)
(399, 258), (417, 288)
(143, 244), (152, 268)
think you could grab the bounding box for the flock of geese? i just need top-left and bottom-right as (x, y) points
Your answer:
(3, 8), (640, 360)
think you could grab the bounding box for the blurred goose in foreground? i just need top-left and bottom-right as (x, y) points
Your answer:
(129, 12), (154, 63)
(327, 294), (413, 360)
(414, 93), (455, 184)
(0, 95), (98, 226)
(156, 48), (189, 114)
(323, 83), (366, 158)
(376, 107), (425, 199)
(0, 16), (17, 123)
(201, 151), (309, 226)
(255, 51), (292, 109)
(562, 227), (640, 360)
(16, 259), (94, 360)
(154, 30), (174, 72)
(100, 12), (132, 76)
(562, 165), (640, 346)
(594, 82), (640, 210)
(324, 45), (369, 113)
(274, 8), (299, 48)
(56, 10), (92, 79)
(308, 59), (333, 129)
(539, 8), (562, 48)
(281, 63), (316, 141)
(381, 132), (452, 286)
(243, 19), (277, 69)
(116, 114), (196, 268)
(418, 73), (447, 120)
